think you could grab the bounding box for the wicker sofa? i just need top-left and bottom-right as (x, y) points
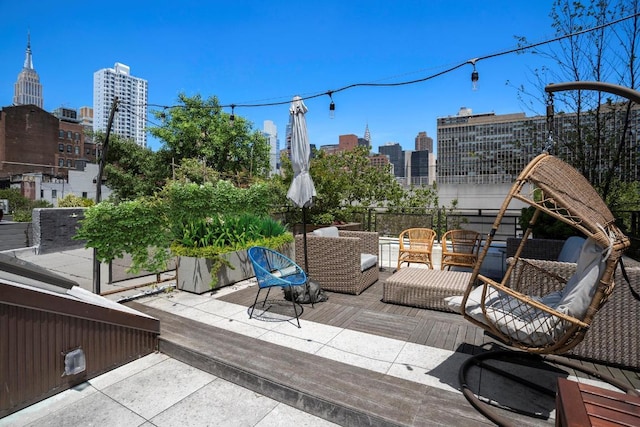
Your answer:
(295, 228), (379, 295)
(508, 255), (640, 370)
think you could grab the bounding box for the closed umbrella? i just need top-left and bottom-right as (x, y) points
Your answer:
(286, 96), (316, 297)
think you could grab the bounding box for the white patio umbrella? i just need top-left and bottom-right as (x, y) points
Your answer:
(286, 96), (316, 286)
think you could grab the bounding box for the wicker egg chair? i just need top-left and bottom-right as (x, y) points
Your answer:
(458, 153), (630, 353)
(451, 153), (634, 426)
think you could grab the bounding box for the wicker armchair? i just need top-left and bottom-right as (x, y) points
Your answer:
(397, 228), (436, 270)
(441, 229), (482, 271)
(295, 228), (379, 295)
(507, 256), (640, 369)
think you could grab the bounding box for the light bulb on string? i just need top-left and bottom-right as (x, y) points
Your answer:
(469, 59), (479, 91)
(328, 91), (335, 119)
(229, 104), (235, 125)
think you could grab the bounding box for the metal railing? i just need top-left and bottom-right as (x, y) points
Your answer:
(275, 206), (640, 260)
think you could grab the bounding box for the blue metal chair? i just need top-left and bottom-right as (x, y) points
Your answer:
(247, 246), (307, 328)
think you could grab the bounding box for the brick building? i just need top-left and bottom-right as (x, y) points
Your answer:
(338, 134), (358, 151)
(0, 105), (97, 187)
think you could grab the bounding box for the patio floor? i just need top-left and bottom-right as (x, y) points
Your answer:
(127, 268), (640, 426)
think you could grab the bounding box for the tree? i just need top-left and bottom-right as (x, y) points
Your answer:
(516, 0), (640, 207)
(279, 145), (436, 224)
(149, 93), (271, 185)
(96, 132), (169, 201)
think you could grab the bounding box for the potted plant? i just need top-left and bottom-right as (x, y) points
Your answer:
(171, 212), (293, 293)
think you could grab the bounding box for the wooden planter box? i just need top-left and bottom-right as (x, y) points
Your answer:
(176, 243), (294, 294)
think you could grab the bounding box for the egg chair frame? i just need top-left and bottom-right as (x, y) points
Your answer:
(455, 81), (637, 426)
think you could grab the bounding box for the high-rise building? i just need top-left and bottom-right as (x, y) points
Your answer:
(408, 150), (431, 186)
(379, 142), (404, 178)
(93, 62), (148, 147)
(437, 108), (544, 184)
(415, 131), (433, 152)
(263, 120), (279, 176)
(13, 33), (43, 109)
(436, 105), (640, 185)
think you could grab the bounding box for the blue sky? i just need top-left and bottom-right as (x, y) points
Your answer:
(1, 1), (560, 153)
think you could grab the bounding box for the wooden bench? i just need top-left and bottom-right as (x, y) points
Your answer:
(382, 268), (472, 313)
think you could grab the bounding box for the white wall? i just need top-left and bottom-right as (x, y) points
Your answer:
(20, 164), (111, 207)
(437, 183), (529, 211)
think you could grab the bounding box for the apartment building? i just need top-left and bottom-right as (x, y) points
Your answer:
(93, 62), (148, 147)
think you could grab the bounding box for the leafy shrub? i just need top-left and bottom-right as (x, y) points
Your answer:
(0, 189), (52, 222)
(76, 181), (291, 278)
(58, 194), (95, 207)
(74, 198), (173, 273)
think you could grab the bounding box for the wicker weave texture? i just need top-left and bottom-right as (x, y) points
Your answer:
(383, 268), (472, 312)
(294, 230), (379, 295)
(528, 155), (615, 232)
(509, 257), (640, 369)
(573, 259), (640, 369)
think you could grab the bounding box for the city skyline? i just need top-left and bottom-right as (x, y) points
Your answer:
(0, 1), (612, 154)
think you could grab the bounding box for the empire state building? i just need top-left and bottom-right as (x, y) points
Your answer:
(13, 33), (43, 109)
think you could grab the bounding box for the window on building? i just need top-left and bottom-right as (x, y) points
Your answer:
(82, 192), (88, 198)
(67, 131), (72, 139)
(58, 144), (64, 152)
(59, 130), (65, 138)
(67, 145), (72, 152)
(75, 146), (80, 155)
(59, 158), (64, 167)
(67, 159), (72, 167)
(74, 132), (80, 140)
(40, 190), (44, 198)
(52, 190), (57, 198)
(86, 148), (91, 155)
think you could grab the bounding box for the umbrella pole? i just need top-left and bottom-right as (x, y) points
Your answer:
(302, 206), (314, 307)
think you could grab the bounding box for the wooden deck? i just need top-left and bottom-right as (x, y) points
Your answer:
(218, 269), (640, 389)
(129, 269), (640, 427)
(220, 270), (491, 355)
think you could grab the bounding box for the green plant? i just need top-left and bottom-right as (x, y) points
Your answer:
(518, 206), (581, 240)
(76, 180), (292, 288)
(0, 189), (53, 221)
(74, 198), (173, 274)
(58, 194), (95, 207)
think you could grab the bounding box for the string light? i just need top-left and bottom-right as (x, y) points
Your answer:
(229, 104), (235, 124)
(128, 12), (638, 119)
(469, 59), (479, 91)
(328, 92), (335, 119)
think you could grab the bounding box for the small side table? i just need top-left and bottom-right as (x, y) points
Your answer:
(555, 377), (640, 426)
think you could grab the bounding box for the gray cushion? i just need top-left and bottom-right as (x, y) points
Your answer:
(555, 237), (605, 318)
(313, 226), (340, 238)
(557, 236), (586, 263)
(445, 237), (605, 346)
(361, 253), (378, 271)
